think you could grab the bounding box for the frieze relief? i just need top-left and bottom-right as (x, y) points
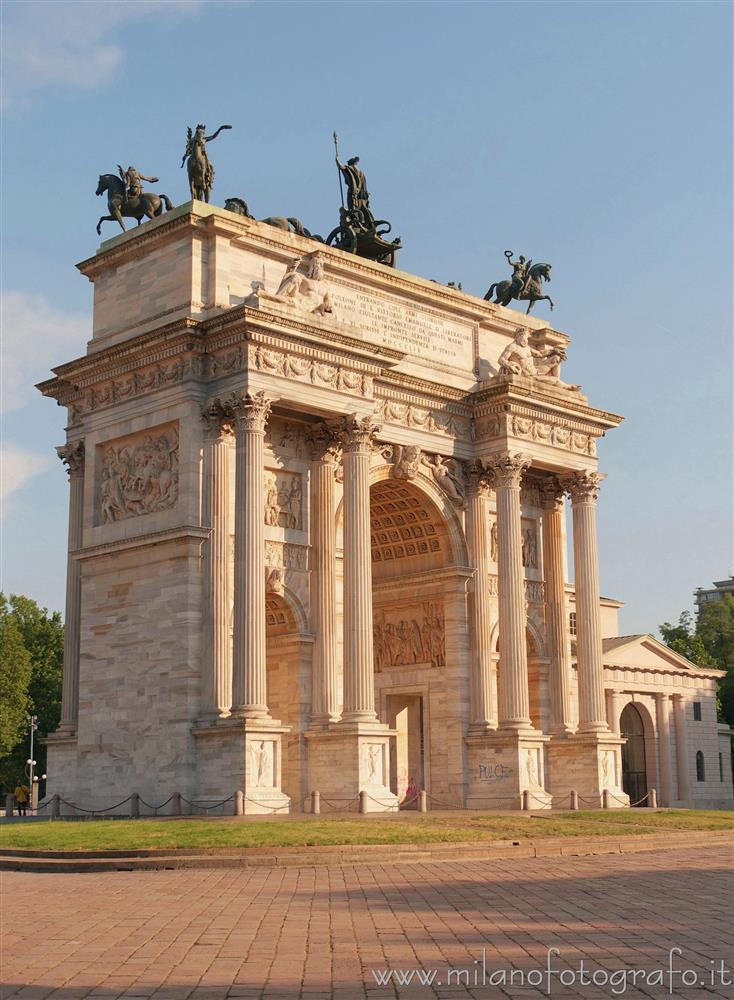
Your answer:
(376, 397), (471, 439)
(264, 540), (310, 572)
(487, 575), (545, 604)
(67, 357), (200, 426)
(373, 601), (445, 670)
(264, 471), (303, 530)
(254, 345), (373, 396)
(98, 423), (179, 524)
(473, 412), (597, 456)
(487, 517), (538, 568)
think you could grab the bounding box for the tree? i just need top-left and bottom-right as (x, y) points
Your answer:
(0, 613), (32, 755)
(0, 594), (64, 794)
(660, 598), (734, 726)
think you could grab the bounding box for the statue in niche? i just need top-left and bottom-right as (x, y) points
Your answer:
(250, 741), (271, 787)
(421, 454), (466, 506)
(526, 750), (538, 787)
(367, 745), (381, 783)
(288, 478), (302, 529)
(521, 525), (538, 568)
(497, 328), (580, 390)
(264, 475), (280, 526)
(490, 518), (498, 561)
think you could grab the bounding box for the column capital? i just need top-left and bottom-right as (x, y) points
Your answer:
(220, 390), (272, 434)
(560, 470), (604, 504)
(670, 692), (686, 703)
(201, 399), (235, 440)
(56, 440), (85, 478)
(328, 414), (381, 453)
(487, 451), (532, 489)
(539, 475), (565, 512)
(306, 421), (341, 464)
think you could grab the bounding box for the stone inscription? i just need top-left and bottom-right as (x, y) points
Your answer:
(329, 287), (473, 369)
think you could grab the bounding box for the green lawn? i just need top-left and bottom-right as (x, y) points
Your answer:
(2, 810), (732, 852)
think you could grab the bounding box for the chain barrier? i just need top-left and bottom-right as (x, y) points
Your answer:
(526, 792), (551, 807)
(365, 792), (400, 812)
(137, 794), (176, 815)
(426, 793), (461, 809)
(318, 795), (360, 814)
(179, 794), (235, 815)
(56, 795), (133, 816)
(243, 797), (290, 814)
(398, 791), (422, 810)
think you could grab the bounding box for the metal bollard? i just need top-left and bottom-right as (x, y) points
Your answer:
(311, 790), (321, 815)
(51, 794), (60, 819)
(602, 789), (610, 810)
(5, 793), (15, 817)
(570, 790), (579, 811)
(170, 792), (181, 816)
(234, 789), (244, 816)
(419, 790), (427, 813)
(648, 788), (657, 809)
(359, 790), (368, 814)
(130, 792), (140, 818)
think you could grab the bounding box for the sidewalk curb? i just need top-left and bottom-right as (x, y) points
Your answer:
(2, 831), (732, 873)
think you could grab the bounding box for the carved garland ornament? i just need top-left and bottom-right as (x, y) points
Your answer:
(254, 345), (372, 396)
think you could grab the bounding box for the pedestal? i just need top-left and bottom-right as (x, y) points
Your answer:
(244, 720), (291, 814)
(465, 731), (552, 810)
(305, 722), (399, 812)
(547, 732), (629, 809)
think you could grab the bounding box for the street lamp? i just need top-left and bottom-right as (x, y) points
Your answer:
(26, 715), (39, 814)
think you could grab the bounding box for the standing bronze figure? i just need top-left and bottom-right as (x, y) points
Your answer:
(484, 250), (554, 314)
(181, 124), (232, 203)
(95, 173), (173, 235)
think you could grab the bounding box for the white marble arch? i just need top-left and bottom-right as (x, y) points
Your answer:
(616, 697), (659, 803)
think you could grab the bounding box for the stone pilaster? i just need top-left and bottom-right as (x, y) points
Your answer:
(672, 694), (692, 805)
(201, 401), (234, 718)
(655, 692), (674, 807)
(540, 477), (574, 735)
(334, 415), (379, 723)
(308, 424), (340, 725)
(562, 471), (609, 733)
(466, 461), (495, 731)
(56, 440), (85, 735)
(488, 452), (533, 731)
(228, 391), (272, 718)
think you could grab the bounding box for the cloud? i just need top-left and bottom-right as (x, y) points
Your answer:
(1, 1), (204, 110)
(1, 291), (89, 414)
(0, 443), (53, 517)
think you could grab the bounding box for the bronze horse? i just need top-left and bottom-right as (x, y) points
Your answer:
(223, 198), (323, 241)
(95, 174), (173, 235)
(485, 262), (554, 314)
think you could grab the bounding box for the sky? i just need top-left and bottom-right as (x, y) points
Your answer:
(1, 0), (732, 636)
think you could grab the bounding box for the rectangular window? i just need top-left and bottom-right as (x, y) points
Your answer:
(693, 702), (702, 721)
(569, 612), (577, 637)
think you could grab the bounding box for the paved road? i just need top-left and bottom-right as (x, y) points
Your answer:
(2, 846), (732, 999)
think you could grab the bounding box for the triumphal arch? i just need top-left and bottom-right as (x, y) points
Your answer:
(40, 201), (732, 812)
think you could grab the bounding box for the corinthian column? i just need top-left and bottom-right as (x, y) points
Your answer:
(488, 452), (533, 731)
(56, 440), (85, 734)
(201, 401), (233, 718)
(561, 471), (609, 733)
(466, 462), (495, 730)
(540, 477), (574, 734)
(655, 692), (674, 806)
(334, 415), (379, 723)
(229, 391), (272, 718)
(308, 424), (340, 725)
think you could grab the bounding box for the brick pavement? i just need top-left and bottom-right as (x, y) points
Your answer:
(1, 846), (732, 999)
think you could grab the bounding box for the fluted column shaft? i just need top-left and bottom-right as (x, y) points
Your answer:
(564, 472), (609, 733)
(57, 441), (85, 733)
(540, 480), (574, 734)
(309, 428), (340, 724)
(655, 693), (673, 806)
(466, 466), (494, 728)
(490, 453), (532, 730)
(230, 392), (271, 718)
(672, 694), (691, 804)
(337, 416), (379, 722)
(202, 404), (233, 717)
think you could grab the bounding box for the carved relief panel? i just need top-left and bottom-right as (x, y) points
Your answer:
(264, 470), (303, 530)
(373, 601), (445, 670)
(97, 422), (179, 525)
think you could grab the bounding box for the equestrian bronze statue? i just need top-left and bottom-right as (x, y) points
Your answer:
(95, 173), (173, 235)
(485, 250), (554, 313)
(181, 124), (232, 203)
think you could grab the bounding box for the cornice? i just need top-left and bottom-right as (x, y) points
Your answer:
(73, 525), (210, 561)
(474, 379), (623, 432)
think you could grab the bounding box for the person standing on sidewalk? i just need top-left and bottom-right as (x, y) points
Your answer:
(14, 782), (29, 816)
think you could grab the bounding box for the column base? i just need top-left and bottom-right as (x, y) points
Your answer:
(547, 732), (629, 809)
(465, 731), (551, 810)
(304, 721), (399, 812)
(192, 717), (291, 812)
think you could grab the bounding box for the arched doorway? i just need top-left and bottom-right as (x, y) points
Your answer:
(621, 703), (648, 806)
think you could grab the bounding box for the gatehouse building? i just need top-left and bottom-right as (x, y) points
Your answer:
(39, 201), (733, 812)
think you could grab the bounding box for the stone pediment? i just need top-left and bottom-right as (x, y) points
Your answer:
(602, 634), (724, 676)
